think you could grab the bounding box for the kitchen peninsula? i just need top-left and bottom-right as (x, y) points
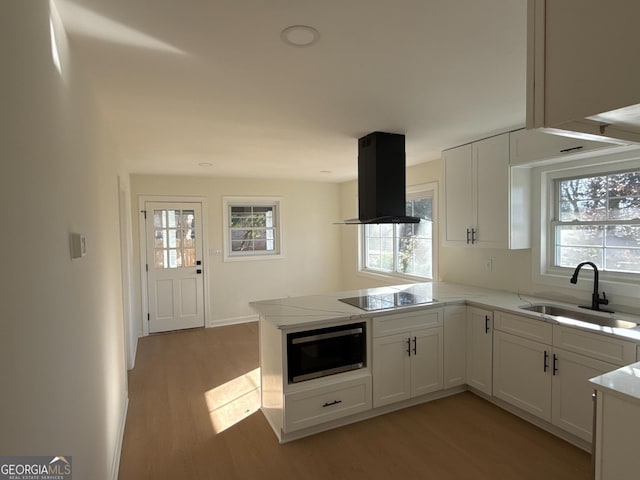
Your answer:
(251, 282), (640, 449)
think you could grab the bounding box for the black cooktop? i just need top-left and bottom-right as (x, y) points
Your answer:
(339, 292), (436, 311)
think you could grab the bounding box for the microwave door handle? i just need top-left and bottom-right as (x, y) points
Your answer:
(291, 327), (363, 345)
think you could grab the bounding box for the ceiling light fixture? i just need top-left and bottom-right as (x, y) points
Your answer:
(280, 25), (320, 47)
(198, 162), (213, 167)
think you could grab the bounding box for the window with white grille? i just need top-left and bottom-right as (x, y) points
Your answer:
(361, 184), (437, 280)
(223, 197), (282, 260)
(552, 169), (640, 274)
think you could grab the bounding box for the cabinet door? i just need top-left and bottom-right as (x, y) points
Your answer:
(411, 327), (444, 397)
(473, 134), (509, 248)
(551, 348), (615, 442)
(466, 307), (493, 396)
(528, 0), (640, 142)
(372, 333), (411, 408)
(443, 143), (473, 245)
(443, 305), (466, 388)
(493, 330), (551, 421)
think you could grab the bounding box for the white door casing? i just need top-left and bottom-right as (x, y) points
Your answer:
(144, 201), (205, 333)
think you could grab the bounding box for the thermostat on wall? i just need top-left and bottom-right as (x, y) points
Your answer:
(71, 233), (86, 259)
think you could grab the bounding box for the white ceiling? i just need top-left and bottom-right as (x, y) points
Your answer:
(56, 0), (527, 182)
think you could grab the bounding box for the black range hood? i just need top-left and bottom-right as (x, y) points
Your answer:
(344, 131), (420, 224)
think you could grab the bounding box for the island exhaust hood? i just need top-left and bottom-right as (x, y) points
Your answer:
(344, 131), (420, 224)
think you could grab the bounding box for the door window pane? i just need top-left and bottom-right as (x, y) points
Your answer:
(153, 208), (198, 268)
(154, 211), (165, 228)
(183, 248), (196, 267)
(167, 210), (178, 228)
(154, 249), (165, 268)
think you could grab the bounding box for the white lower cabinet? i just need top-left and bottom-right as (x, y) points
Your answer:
(372, 332), (412, 406)
(284, 375), (372, 433)
(444, 305), (467, 388)
(372, 309), (443, 408)
(493, 312), (622, 443)
(551, 348), (615, 442)
(493, 330), (552, 420)
(466, 307), (493, 396)
(411, 328), (445, 397)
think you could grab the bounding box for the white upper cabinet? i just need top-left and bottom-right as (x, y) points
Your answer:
(443, 143), (473, 245)
(443, 133), (531, 249)
(509, 128), (612, 166)
(527, 0), (640, 144)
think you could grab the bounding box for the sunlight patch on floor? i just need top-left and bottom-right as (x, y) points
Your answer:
(204, 368), (260, 434)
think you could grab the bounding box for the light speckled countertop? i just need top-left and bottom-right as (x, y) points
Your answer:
(250, 281), (640, 342)
(590, 362), (640, 403)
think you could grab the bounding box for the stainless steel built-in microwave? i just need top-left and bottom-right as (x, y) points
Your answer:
(286, 322), (366, 384)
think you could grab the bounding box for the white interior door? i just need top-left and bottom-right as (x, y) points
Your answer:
(145, 202), (205, 333)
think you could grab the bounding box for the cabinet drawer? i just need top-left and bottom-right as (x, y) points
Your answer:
(553, 326), (636, 366)
(284, 376), (372, 432)
(494, 311), (553, 344)
(373, 309), (442, 337)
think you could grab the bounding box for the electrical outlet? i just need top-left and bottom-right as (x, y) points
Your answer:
(485, 257), (493, 272)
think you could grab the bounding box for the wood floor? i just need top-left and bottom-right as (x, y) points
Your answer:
(118, 323), (591, 480)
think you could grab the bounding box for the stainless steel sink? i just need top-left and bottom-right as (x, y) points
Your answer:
(519, 304), (638, 329)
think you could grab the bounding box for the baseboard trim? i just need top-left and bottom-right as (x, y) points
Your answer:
(111, 394), (129, 480)
(128, 336), (138, 371)
(208, 314), (259, 328)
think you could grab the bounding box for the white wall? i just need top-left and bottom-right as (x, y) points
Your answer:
(0, 3), (127, 479)
(130, 175), (343, 332)
(339, 157), (640, 313)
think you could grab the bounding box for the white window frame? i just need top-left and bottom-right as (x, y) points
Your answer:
(532, 149), (640, 298)
(223, 196), (284, 262)
(359, 182), (438, 282)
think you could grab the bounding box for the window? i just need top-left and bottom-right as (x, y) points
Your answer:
(223, 197), (282, 260)
(552, 169), (640, 274)
(153, 208), (197, 268)
(362, 184), (437, 279)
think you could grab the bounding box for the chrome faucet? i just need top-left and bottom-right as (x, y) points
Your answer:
(569, 262), (613, 313)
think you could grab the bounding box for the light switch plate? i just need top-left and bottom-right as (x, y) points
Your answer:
(71, 233), (86, 259)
